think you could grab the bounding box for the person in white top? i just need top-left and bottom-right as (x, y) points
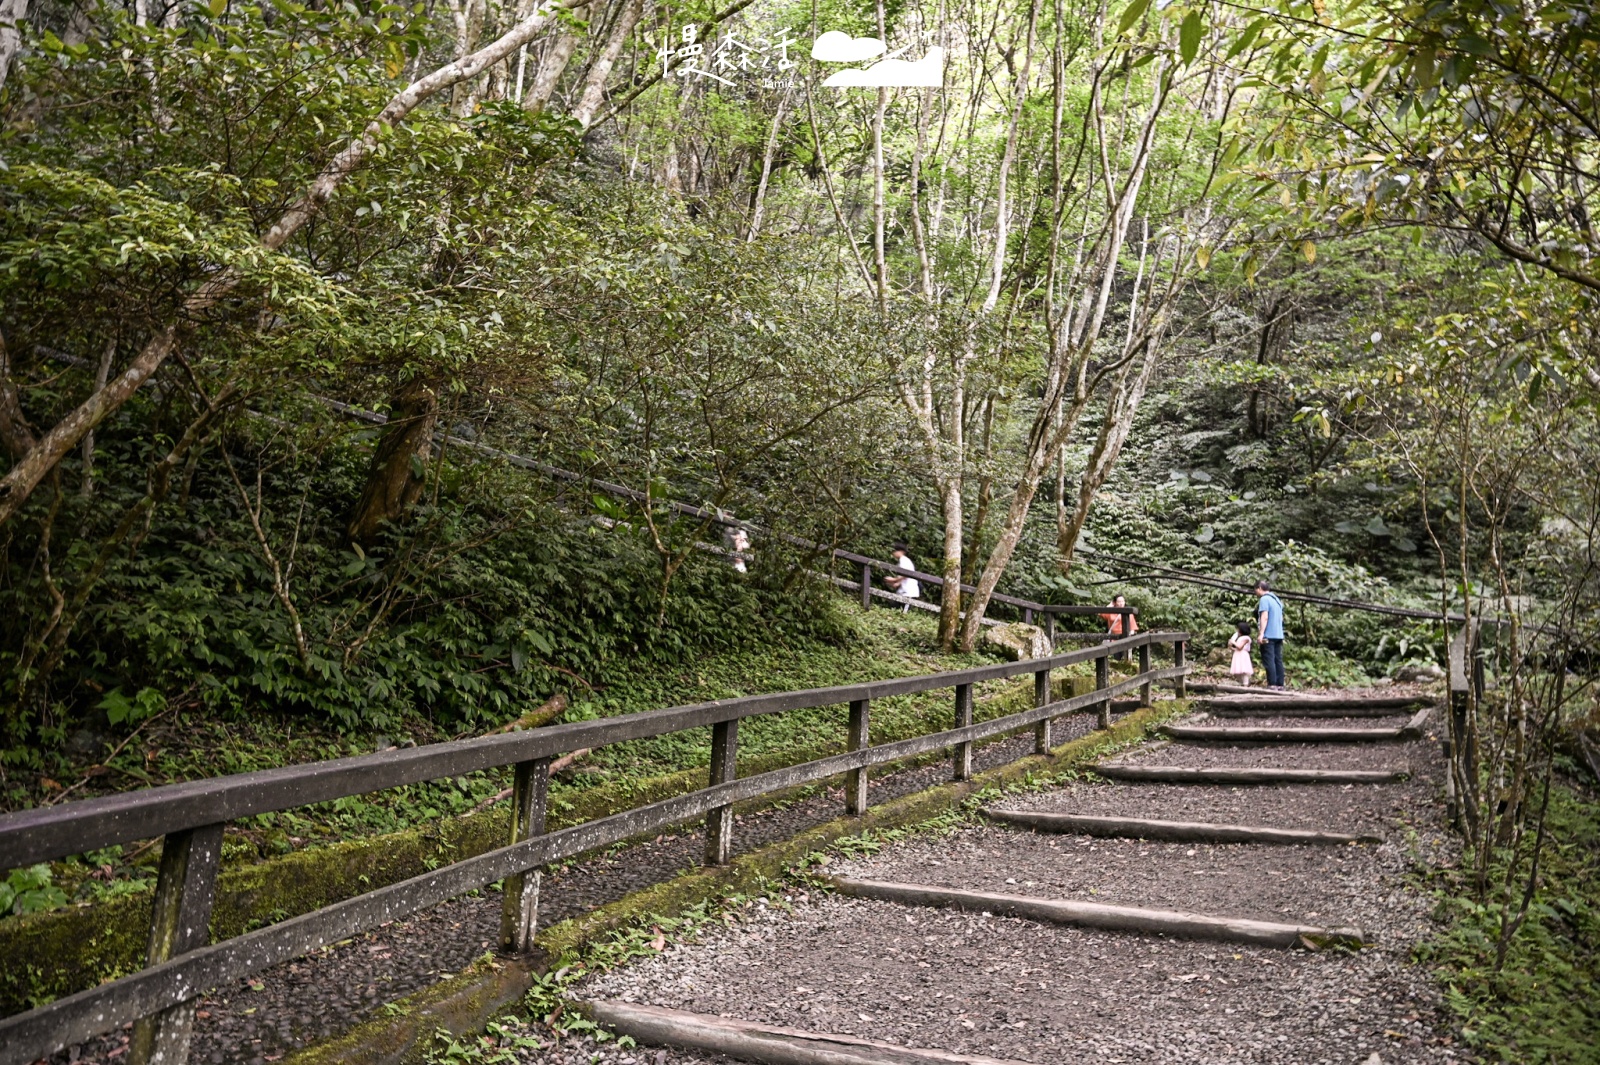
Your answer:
(884, 544), (921, 611)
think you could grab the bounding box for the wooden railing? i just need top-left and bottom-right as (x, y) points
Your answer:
(0, 631), (1188, 1065)
(324, 402), (1126, 632)
(1443, 620), (1484, 829)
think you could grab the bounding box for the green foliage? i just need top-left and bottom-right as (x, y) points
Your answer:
(0, 865), (67, 917)
(96, 688), (165, 728)
(424, 1017), (547, 1064)
(1420, 785), (1600, 1063)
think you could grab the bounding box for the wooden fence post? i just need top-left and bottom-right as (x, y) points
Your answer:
(1096, 652), (1111, 729)
(1138, 642), (1151, 706)
(1034, 667), (1052, 753)
(846, 699), (870, 815)
(860, 562), (872, 611)
(499, 758), (550, 954)
(1043, 612), (1056, 648)
(1023, 607), (1034, 625)
(1442, 736), (1459, 829)
(127, 822), (224, 1065)
(1174, 640), (1187, 698)
(953, 683), (973, 781)
(705, 719), (739, 865)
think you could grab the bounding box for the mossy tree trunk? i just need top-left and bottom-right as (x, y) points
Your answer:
(346, 378), (438, 548)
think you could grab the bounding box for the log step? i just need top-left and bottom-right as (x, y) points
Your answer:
(580, 999), (1034, 1065)
(830, 877), (1366, 950)
(1207, 706), (1408, 718)
(1168, 682), (1297, 697)
(1164, 725), (1407, 743)
(982, 808), (1382, 845)
(1198, 695), (1429, 712)
(1095, 765), (1407, 785)
(1168, 706), (1431, 744)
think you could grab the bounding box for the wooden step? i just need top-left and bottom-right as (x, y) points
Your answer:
(1170, 681), (1297, 697)
(580, 999), (1035, 1065)
(1164, 724), (1406, 743)
(1167, 706), (1431, 744)
(982, 808), (1382, 845)
(1095, 765), (1407, 785)
(830, 877), (1366, 950)
(1199, 694), (1429, 712)
(1207, 706), (1408, 718)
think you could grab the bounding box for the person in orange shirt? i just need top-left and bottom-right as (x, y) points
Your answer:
(1100, 594), (1138, 637)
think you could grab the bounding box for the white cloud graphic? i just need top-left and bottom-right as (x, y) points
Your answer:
(823, 47), (944, 87)
(811, 31), (886, 63)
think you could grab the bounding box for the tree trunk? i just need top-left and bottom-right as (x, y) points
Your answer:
(346, 379), (438, 547)
(571, 0), (641, 128)
(1056, 337), (1162, 572)
(523, 7), (587, 112)
(0, 327), (38, 463)
(449, 0), (487, 113)
(0, 0), (29, 94)
(936, 477), (964, 649)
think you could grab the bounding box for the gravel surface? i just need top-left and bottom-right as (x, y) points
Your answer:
(1115, 737), (1423, 773)
(50, 708), (1126, 1065)
(831, 826), (1422, 938)
(582, 895), (1460, 1064)
(577, 706), (1464, 1064)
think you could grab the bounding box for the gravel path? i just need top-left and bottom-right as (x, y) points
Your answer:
(1115, 736), (1424, 773)
(578, 699), (1465, 1064)
(51, 708), (1121, 1065)
(582, 895), (1457, 1063)
(831, 828), (1422, 936)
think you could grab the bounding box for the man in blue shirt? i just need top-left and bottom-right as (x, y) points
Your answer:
(1255, 579), (1286, 689)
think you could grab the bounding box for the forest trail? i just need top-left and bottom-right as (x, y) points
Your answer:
(576, 687), (1462, 1065)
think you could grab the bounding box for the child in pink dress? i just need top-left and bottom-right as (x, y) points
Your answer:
(1228, 622), (1254, 686)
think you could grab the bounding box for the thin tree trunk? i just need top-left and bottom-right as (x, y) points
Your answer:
(523, 6), (587, 113)
(0, 327), (38, 463)
(345, 378), (439, 547)
(571, 0), (640, 127)
(955, 56), (1176, 650)
(744, 87), (790, 241)
(0, 0), (29, 94)
(80, 336), (114, 496)
(450, 0), (487, 112)
(0, 0), (574, 528)
(1056, 337), (1162, 570)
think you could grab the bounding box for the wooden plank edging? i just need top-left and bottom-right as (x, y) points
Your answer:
(828, 877), (1367, 950)
(1161, 725), (1407, 744)
(981, 809), (1383, 845)
(579, 1000), (1035, 1065)
(1094, 766), (1407, 785)
(1197, 695), (1429, 712)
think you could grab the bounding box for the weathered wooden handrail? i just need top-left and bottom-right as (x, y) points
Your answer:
(0, 630), (1190, 1065)
(322, 401), (1102, 625)
(1443, 619), (1483, 832)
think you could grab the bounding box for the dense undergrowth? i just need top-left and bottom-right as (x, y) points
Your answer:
(1420, 780), (1600, 1064)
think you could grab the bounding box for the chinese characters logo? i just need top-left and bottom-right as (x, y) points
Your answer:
(654, 25), (944, 89)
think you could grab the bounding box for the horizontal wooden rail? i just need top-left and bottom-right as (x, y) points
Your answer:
(0, 632), (1190, 1065)
(0, 633), (1173, 869)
